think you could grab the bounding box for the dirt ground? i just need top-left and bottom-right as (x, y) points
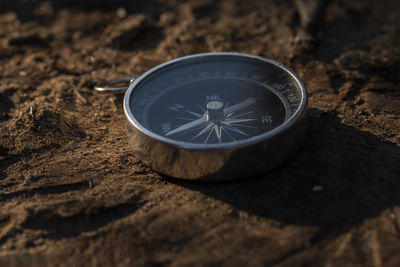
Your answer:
(0, 0), (399, 266)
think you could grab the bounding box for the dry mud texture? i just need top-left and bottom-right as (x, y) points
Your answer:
(0, 0), (400, 266)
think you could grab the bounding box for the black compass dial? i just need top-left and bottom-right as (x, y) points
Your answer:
(129, 55), (303, 145)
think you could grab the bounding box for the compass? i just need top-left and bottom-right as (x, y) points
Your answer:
(96, 53), (307, 180)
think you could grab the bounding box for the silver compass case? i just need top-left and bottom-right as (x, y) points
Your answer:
(124, 52), (308, 181)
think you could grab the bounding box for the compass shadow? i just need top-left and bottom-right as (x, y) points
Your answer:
(170, 108), (400, 237)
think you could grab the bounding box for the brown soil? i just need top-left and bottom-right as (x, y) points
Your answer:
(0, 0), (400, 266)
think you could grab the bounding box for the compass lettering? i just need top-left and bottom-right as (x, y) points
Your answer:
(261, 115), (272, 124)
(272, 82), (285, 90)
(287, 93), (298, 102)
(169, 104), (185, 112)
(206, 95), (221, 101)
(161, 123), (172, 133)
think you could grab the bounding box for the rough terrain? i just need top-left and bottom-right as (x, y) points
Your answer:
(0, 0), (399, 266)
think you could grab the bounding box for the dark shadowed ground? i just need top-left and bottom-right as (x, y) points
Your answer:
(0, 0), (399, 266)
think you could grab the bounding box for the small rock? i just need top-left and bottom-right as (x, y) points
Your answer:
(116, 8), (127, 19)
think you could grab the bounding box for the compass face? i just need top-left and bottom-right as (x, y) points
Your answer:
(127, 54), (304, 146)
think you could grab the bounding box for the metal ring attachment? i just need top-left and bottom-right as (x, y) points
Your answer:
(94, 77), (136, 93)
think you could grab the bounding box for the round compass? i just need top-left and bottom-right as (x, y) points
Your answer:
(104, 53), (307, 180)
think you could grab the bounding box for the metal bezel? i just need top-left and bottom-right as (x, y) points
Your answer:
(123, 52), (307, 150)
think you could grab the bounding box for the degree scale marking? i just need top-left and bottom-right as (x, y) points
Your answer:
(147, 71), (298, 104)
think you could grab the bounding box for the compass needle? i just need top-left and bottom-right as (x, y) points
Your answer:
(204, 126), (214, 144)
(227, 123), (257, 129)
(185, 110), (203, 118)
(176, 117), (195, 121)
(221, 123), (249, 136)
(165, 117), (206, 136)
(224, 97), (257, 115)
(228, 110), (254, 118)
(191, 124), (213, 141)
(224, 118), (257, 124)
(213, 124), (222, 144)
(221, 127), (237, 142)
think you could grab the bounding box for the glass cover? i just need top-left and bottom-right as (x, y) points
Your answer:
(129, 55), (302, 144)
